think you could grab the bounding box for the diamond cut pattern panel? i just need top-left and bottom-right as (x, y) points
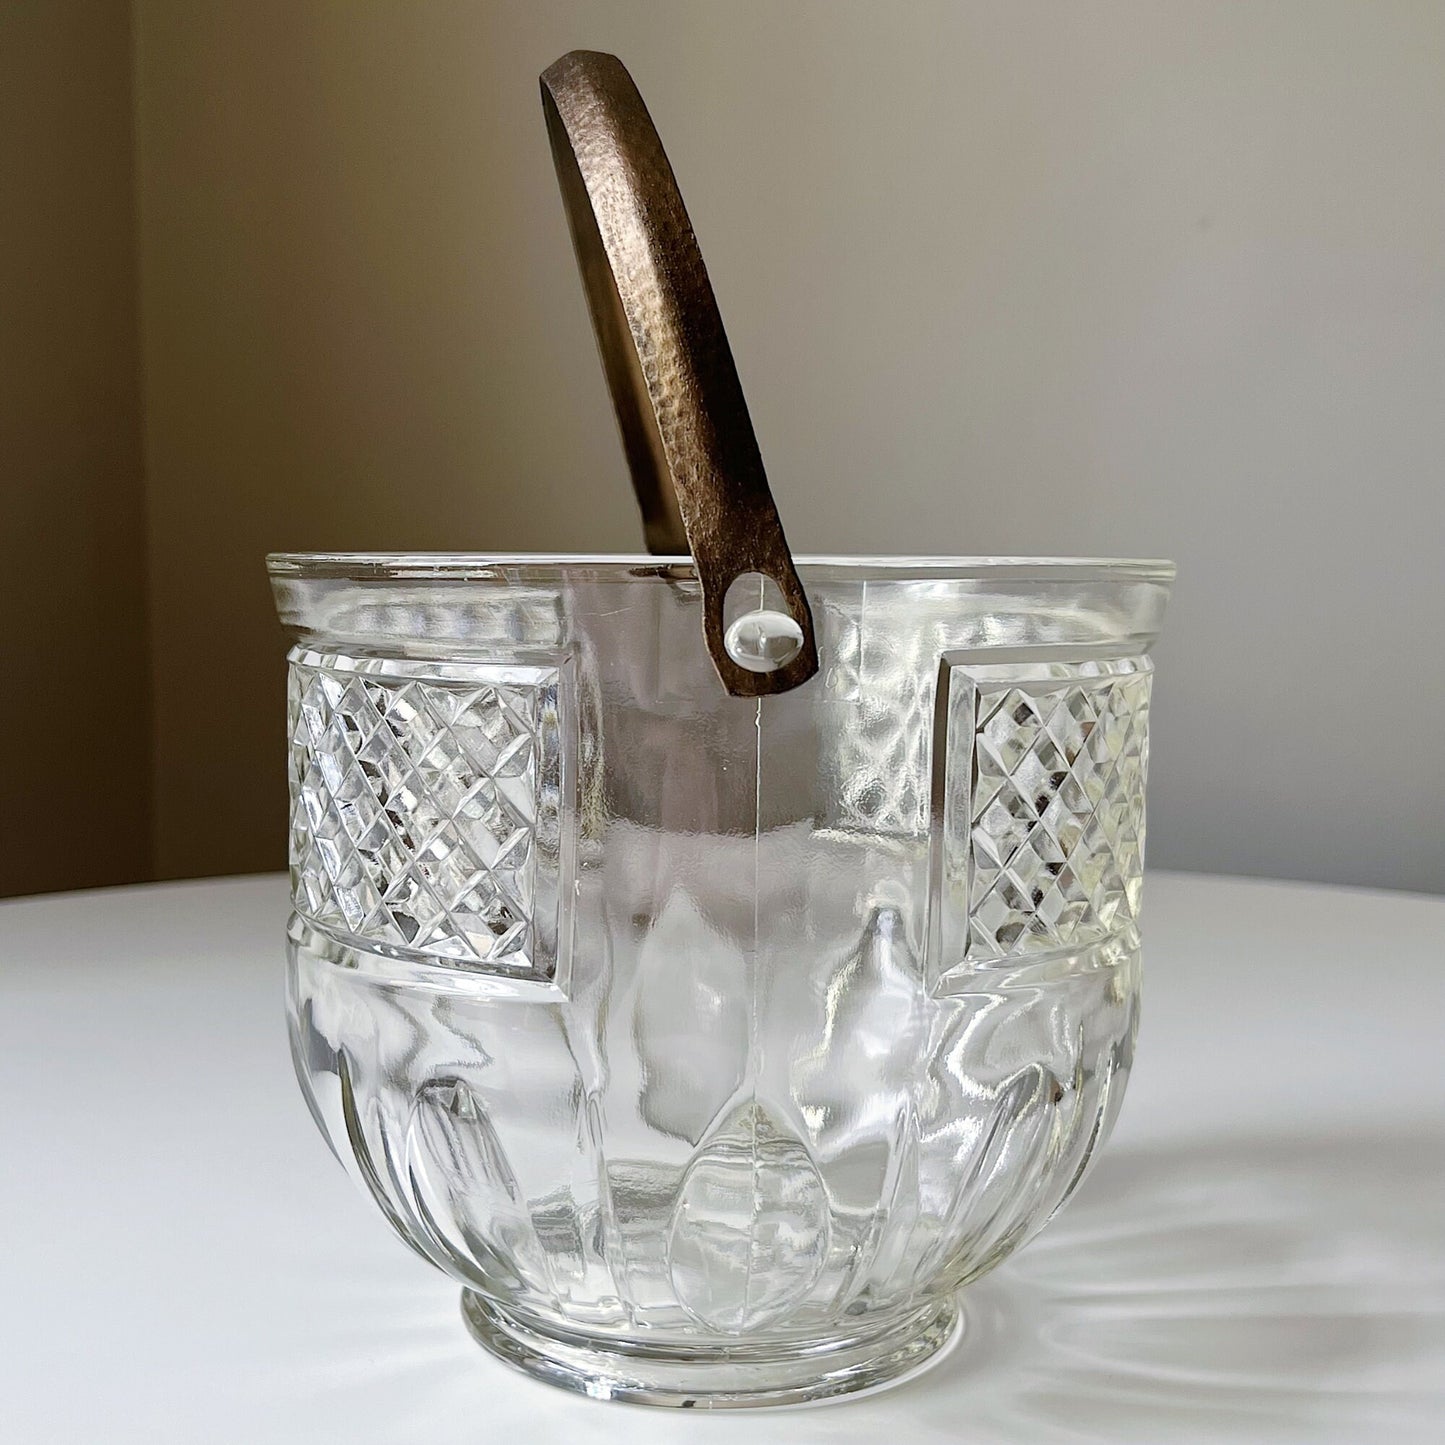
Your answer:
(287, 651), (570, 978)
(932, 657), (1151, 979)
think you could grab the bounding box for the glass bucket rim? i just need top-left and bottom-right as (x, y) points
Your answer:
(268, 552), (1176, 584)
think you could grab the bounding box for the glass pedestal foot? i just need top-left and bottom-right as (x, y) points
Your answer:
(460, 1292), (960, 1409)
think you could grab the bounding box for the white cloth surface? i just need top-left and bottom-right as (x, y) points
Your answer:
(1, 871), (1441, 1443)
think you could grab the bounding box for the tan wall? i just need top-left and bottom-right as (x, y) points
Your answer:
(124, 1), (1445, 892)
(1, 2), (150, 896)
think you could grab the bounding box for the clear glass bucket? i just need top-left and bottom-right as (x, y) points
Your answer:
(270, 553), (1173, 1407)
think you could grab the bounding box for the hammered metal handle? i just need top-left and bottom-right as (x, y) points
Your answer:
(540, 50), (818, 698)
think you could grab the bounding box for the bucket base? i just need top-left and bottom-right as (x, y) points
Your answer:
(459, 1292), (960, 1409)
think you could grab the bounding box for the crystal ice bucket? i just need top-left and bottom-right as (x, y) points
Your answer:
(271, 552), (1172, 1406)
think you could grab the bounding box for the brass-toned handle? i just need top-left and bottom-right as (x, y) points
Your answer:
(540, 50), (818, 698)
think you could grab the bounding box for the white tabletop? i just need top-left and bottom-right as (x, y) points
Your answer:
(2, 872), (1441, 1443)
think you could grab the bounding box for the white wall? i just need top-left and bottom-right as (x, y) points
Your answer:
(135, 1), (1444, 890)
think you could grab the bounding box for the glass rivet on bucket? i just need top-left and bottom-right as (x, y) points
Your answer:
(723, 608), (806, 673)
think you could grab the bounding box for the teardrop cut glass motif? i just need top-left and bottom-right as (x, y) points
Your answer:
(667, 1100), (830, 1333)
(407, 1076), (553, 1295)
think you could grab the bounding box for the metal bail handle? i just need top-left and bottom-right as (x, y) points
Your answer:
(540, 50), (818, 698)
